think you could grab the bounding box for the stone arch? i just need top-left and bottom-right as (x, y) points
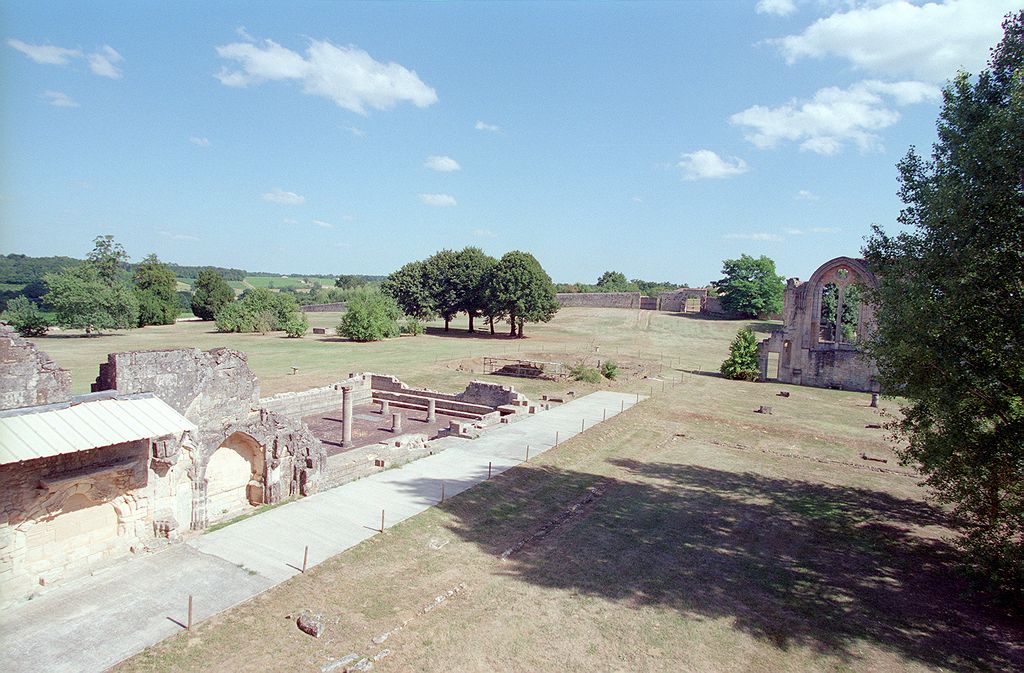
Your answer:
(805, 257), (877, 348)
(203, 431), (265, 521)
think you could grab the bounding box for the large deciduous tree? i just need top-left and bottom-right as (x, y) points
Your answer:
(423, 249), (462, 331)
(133, 253), (179, 326)
(44, 235), (138, 335)
(455, 246), (496, 332)
(485, 251), (559, 338)
(337, 289), (401, 342)
(191, 269), (235, 320)
(381, 260), (436, 321)
(716, 254), (784, 318)
(863, 12), (1024, 598)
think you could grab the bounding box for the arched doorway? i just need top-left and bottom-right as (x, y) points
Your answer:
(206, 432), (264, 519)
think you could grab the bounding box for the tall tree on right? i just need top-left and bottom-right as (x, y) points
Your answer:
(863, 12), (1024, 598)
(715, 254), (784, 318)
(485, 251), (558, 338)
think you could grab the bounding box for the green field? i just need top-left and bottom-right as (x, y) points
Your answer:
(243, 276), (312, 289)
(28, 309), (1022, 672)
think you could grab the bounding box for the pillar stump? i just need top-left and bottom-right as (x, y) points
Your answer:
(392, 412), (403, 434)
(379, 399), (390, 416)
(342, 386), (353, 448)
(427, 398), (436, 423)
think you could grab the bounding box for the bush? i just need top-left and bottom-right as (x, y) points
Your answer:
(337, 290), (401, 342)
(2, 296), (51, 337)
(600, 360), (619, 380)
(720, 328), (760, 381)
(399, 317), (424, 336)
(191, 269), (235, 321)
(214, 288), (301, 333)
(569, 363), (603, 384)
(283, 313), (309, 338)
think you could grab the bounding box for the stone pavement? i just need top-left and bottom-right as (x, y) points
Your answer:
(0, 391), (642, 673)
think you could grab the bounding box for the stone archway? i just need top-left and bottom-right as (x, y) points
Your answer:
(205, 431), (265, 520)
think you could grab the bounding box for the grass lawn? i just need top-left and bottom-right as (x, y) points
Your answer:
(30, 309), (1023, 672)
(244, 276), (310, 289)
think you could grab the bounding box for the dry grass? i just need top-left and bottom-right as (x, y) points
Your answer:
(76, 309), (1022, 672)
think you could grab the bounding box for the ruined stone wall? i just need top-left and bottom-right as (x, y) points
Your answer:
(0, 436), (193, 607)
(322, 433), (433, 490)
(259, 375), (371, 418)
(0, 325), (71, 410)
(369, 374), (528, 411)
(658, 288), (709, 312)
(555, 292), (642, 309)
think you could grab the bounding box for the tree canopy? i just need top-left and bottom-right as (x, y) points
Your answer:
(191, 269), (235, 321)
(381, 260), (436, 321)
(716, 254), (784, 318)
(337, 289), (401, 342)
(863, 11), (1024, 598)
(486, 250), (559, 338)
(133, 254), (179, 326)
(43, 236), (139, 335)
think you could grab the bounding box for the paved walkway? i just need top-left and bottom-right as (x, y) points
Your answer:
(0, 391), (641, 673)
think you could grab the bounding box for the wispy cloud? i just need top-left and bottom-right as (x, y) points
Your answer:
(724, 232), (783, 242)
(472, 228), (496, 238)
(215, 38), (437, 114)
(631, 196), (644, 203)
(42, 90), (78, 108)
(262, 188), (305, 205)
(419, 193), (456, 207)
(424, 155), (461, 172)
(474, 120), (501, 132)
(795, 189), (819, 201)
(677, 149), (748, 180)
(8, 39), (123, 78)
(344, 126), (365, 138)
(189, 136), (210, 147)
(312, 219), (334, 228)
(159, 230), (200, 242)
(786, 226), (838, 235)
(283, 218), (298, 224)
(235, 26), (256, 42)
(756, 0), (796, 16)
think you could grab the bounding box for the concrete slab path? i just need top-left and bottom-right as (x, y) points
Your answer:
(0, 391), (642, 673)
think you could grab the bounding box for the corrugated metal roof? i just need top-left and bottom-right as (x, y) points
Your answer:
(0, 395), (197, 465)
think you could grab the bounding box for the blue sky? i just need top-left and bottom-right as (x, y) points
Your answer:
(1, 1), (1018, 285)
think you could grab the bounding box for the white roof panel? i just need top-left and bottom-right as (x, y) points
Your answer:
(0, 395), (197, 465)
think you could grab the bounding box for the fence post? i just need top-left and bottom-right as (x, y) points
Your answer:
(302, 545), (309, 573)
(380, 509), (385, 533)
(488, 461), (492, 479)
(440, 481), (445, 503)
(187, 594), (193, 631)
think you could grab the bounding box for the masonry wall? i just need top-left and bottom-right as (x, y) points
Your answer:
(321, 433), (434, 490)
(0, 325), (71, 411)
(369, 374), (527, 411)
(259, 375), (371, 418)
(555, 292), (642, 309)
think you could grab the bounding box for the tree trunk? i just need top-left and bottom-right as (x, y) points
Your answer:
(517, 319), (524, 338)
(489, 316), (495, 334)
(468, 314), (475, 332)
(509, 315), (516, 336)
(444, 317), (450, 332)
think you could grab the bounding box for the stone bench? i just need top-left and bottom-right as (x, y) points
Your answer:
(371, 391), (494, 420)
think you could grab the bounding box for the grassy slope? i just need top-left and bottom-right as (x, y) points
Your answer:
(33, 309), (1024, 672)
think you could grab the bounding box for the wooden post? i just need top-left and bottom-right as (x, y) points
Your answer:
(621, 400), (624, 412)
(488, 461), (492, 479)
(636, 392), (640, 403)
(555, 431), (559, 446)
(581, 418), (585, 432)
(380, 509), (385, 533)
(440, 481), (445, 503)
(187, 594), (193, 631)
(525, 445), (530, 462)
(603, 408), (607, 421)
(302, 545), (309, 573)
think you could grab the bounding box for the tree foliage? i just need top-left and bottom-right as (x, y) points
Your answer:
(423, 249), (462, 331)
(381, 261), (435, 321)
(455, 247), (497, 332)
(214, 288), (299, 334)
(133, 253), (179, 326)
(720, 328), (760, 381)
(87, 235), (130, 285)
(863, 12), (1024, 597)
(44, 264), (139, 334)
(716, 254), (784, 318)
(485, 250), (559, 338)
(337, 290), (401, 342)
(2, 296), (51, 337)
(191, 269), (235, 321)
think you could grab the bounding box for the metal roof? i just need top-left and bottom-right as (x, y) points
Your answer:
(0, 394), (196, 466)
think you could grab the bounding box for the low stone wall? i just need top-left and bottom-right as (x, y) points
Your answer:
(556, 292), (641, 309)
(300, 302), (347, 312)
(370, 374), (528, 413)
(260, 375), (371, 418)
(0, 325), (71, 410)
(321, 433), (434, 490)
(371, 390), (496, 420)
(658, 288), (709, 312)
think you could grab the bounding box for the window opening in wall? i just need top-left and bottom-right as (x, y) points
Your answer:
(840, 283), (861, 343)
(820, 283), (838, 343)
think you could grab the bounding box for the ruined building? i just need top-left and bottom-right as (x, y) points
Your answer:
(756, 256), (879, 392)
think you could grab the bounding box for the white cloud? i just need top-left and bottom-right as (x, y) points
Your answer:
(87, 45), (123, 79)
(424, 155), (461, 172)
(283, 218), (298, 224)
(756, 0), (797, 17)
(474, 120), (501, 132)
(418, 193), (456, 207)
(344, 126), (365, 137)
(7, 39), (81, 65)
(730, 79), (940, 155)
(786, 226), (839, 235)
(41, 90), (78, 108)
(771, 0), (1018, 82)
(472, 228), (496, 238)
(262, 188), (305, 205)
(235, 26), (256, 42)
(795, 189), (819, 200)
(631, 196), (644, 203)
(215, 38), (437, 114)
(677, 149), (748, 180)
(189, 136), (210, 147)
(312, 219), (334, 228)
(724, 232), (783, 242)
(159, 230), (200, 242)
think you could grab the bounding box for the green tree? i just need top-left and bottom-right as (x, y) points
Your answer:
(863, 12), (1024, 597)
(191, 269), (235, 321)
(716, 254), (784, 318)
(720, 328), (760, 381)
(485, 251), (559, 338)
(335, 274), (365, 289)
(423, 249), (462, 331)
(456, 246), (497, 332)
(44, 264), (139, 335)
(214, 288), (299, 333)
(596, 271), (638, 293)
(133, 254), (179, 326)
(87, 234), (130, 285)
(337, 290), (401, 342)
(381, 261), (436, 321)
(2, 296), (51, 337)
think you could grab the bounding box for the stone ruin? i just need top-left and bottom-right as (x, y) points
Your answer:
(756, 256), (879, 392)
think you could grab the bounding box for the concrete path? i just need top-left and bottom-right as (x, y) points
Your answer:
(0, 391), (641, 673)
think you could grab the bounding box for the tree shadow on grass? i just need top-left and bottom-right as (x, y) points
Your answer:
(423, 326), (517, 340)
(402, 460), (1023, 671)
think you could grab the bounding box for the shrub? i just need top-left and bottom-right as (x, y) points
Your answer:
(337, 290), (401, 342)
(283, 313), (309, 338)
(399, 317), (424, 336)
(720, 328), (760, 381)
(2, 296), (51, 337)
(600, 360), (619, 380)
(214, 288), (301, 333)
(569, 363), (603, 384)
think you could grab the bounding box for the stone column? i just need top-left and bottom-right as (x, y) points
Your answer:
(380, 399), (390, 416)
(427, 398), (436, 423)
(342, 386), (353, 448)
(392, 412), (403, 434)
